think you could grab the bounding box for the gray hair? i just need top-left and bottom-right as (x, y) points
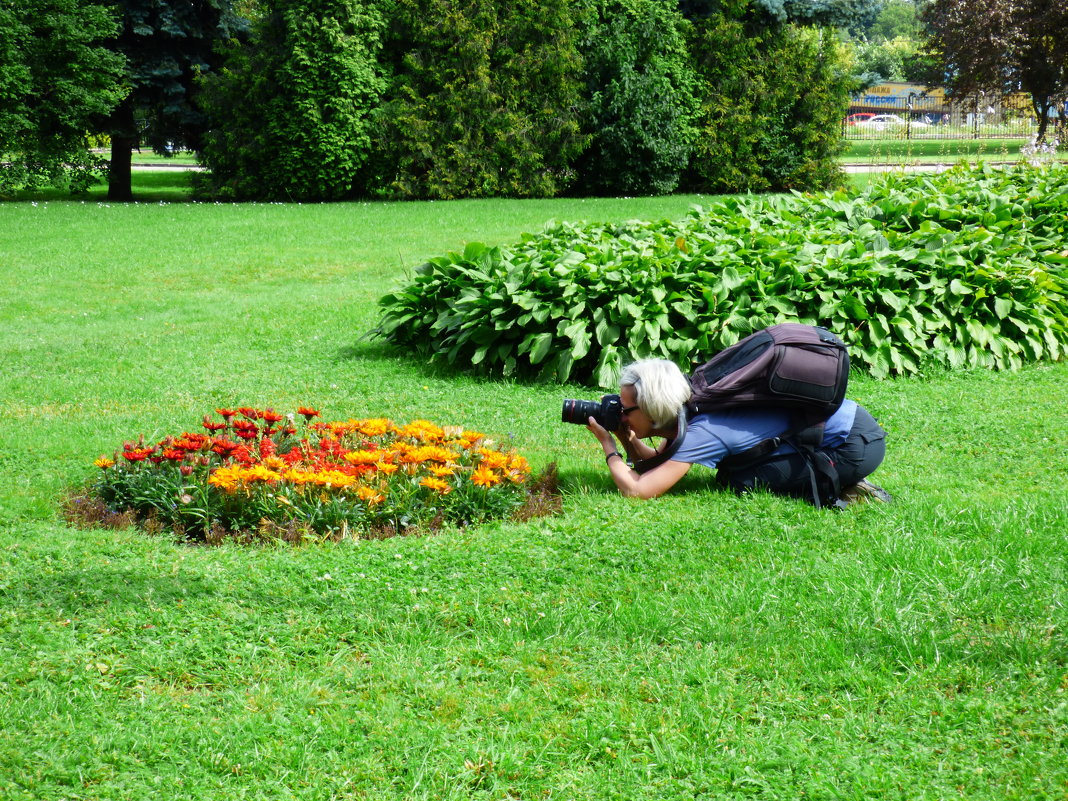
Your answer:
(619, 359), (692, 428)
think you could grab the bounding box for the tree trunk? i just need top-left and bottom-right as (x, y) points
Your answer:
(1031, 95), (1051, 143)
(107, 100), (137, 201)
(107, 135), (135, 201)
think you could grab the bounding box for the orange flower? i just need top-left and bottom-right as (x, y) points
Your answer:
(377, 463), (399, 475)
(478, 448), (510, 470)
(508, 454), (530, 472)
(428, 465), (455, 477)
(356, 485), (386, 505)
(420, 477), (452, 494)
(297, 406), (321, 420)
(94, 457), (114, 469)
(470, 465), (500, 487)
(262, 456), (288, 471)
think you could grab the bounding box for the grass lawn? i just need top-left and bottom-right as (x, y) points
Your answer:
(1, 172), (1066, 800)
(841, 136), (1068, 164)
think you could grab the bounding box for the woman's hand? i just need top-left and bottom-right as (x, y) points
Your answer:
(588, 416), (691, 499)
(586, 416), (617, 452)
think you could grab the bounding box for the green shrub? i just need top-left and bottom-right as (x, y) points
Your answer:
(365, 0), (588, 199)
(374, 162), (1068, 385)
(571, 0), (697, 196)
(195, 0), (386, 201)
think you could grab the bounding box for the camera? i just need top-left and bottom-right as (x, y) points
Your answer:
(561, 394), (623, 430)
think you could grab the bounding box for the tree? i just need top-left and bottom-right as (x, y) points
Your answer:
(572, 0), (696, 196)
(683, 0), (853, 193)
(922, 0), (1068, 141)
(101, 0), (247, 201)
(0, 0), (124, 194)
(196, 0), (385, 201)
(367, 0), (587, 199)
(868, 0), (922, 42)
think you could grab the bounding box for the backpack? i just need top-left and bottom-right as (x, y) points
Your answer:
(634, 323), (850, 507)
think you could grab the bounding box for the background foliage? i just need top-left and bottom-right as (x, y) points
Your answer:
(365, 0), (588, 199)
(100, 0), (247, 200)
(196, 0), (386, 201)
(0, 0), (124, 194)
(570, 0), (696, 197)
(375, 162), (1068, 386)
(684, 13), (851, 193)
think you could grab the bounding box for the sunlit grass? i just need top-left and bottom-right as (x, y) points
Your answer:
(0, 177), (1066, 800)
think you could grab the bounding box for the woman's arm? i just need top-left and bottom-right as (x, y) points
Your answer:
(615, 426), (659, 461)
(588, 418), (691, 499)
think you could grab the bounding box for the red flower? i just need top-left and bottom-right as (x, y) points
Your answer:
(232, 420), (259, 437)
(162, 449), (185, 461)
(122, 447), (154, 462)
(211, 437), (239, 456)
(261, 409), (284, 423)
(215, 408), (237, 419)
(297, 406), (321, 420)
(237, 407), (260, 420)
(179, 465), (194, 476)
(260, 438), (276, 458)
(202, 416), (227, 432)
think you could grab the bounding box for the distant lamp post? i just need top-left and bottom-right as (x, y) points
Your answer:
(907, 93), (915, 140)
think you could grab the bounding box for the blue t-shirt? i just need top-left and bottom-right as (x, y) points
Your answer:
(670, 399), (858, 469)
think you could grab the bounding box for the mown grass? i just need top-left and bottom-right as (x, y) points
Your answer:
(1, 172), (1066, 800)
(841, 136), (1068, 164)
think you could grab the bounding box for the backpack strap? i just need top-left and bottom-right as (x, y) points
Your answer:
(717, 418), (843, 509)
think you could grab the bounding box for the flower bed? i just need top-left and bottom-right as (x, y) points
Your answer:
(77, 406), (549, 543)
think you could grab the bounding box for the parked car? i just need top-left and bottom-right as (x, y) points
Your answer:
(845, 113), (876, 126)
(856, 114), (929, 129)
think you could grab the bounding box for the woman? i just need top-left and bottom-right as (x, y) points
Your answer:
(586, 358), (889, 505)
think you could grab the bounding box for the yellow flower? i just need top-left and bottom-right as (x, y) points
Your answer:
(400, 445), (455, 464)
(377, 462), (399, 475)
(344, 449), (382, 465)
(208, 466), (244, 492)
(283, 469), (318, 485)
(354, 418), (394, 437)
(94, 457), (115, 469)
(262, 456), (288, 471)
(470, 465), (501, 488)
(311, 470), (356, 488)
(398, 419), (444, 442)
(419, 477), (452, 494)
(244, 464), (282, 483)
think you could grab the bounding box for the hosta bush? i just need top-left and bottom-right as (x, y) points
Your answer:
(77, 406), (540, 543)
(375, 162), (1068, 385)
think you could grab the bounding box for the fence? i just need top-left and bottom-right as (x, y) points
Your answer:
(843, 82), (1047, 141)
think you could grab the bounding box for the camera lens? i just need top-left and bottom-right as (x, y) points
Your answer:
(561, 399), (599, 425)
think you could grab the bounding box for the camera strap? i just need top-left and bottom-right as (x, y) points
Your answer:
(633, 412), (687, 475)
